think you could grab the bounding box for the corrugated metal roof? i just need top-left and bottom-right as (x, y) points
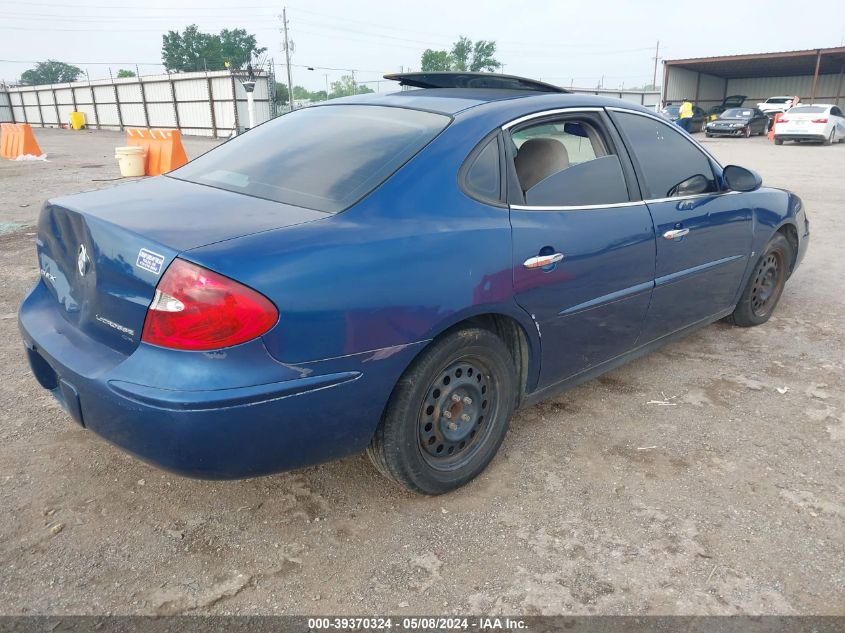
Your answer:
(665, 47), (845, 79)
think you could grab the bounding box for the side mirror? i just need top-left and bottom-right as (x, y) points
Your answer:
(667, 173), (710, 197)
(723, 165), (762, 192)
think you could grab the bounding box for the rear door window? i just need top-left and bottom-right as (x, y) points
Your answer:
(612, 111), (717, 199)
(171, 105), (450, 213)
(509, 117), (630, 207)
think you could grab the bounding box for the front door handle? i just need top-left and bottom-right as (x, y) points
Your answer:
(523, 253), (565, 269)
(663, 228), (690, 240)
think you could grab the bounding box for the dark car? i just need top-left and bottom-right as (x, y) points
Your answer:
(707, 94), (747, 120)
(660, 104), (707, 132)
(19, 72), (809, 495)
(705, 107), (770, 138)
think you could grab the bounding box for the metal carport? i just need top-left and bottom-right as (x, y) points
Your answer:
(662, 47), (845, 109)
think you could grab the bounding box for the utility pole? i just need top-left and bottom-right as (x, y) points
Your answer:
(282, 6), (294, 109)
(651, 40), (660, 90)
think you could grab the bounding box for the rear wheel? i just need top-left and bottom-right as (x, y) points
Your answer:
(824, 129), (834, 145)
(367, 328), (517, 495)
(774, 137), (784, 145)
(724, 233), (792, 327)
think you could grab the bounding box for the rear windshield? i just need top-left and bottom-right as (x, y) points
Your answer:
(170, 105), (450, 213)
(766, 98), (791, 104)
(788, 106), (826, 114)
(721, 108), (754, 118)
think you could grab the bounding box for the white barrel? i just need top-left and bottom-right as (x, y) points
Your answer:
(114, 146), (146, 177)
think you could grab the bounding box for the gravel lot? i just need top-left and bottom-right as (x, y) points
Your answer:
(0, 127), (842, 616)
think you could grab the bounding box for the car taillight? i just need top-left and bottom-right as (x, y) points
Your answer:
(141, 258), (278, 351)
(778, 118), (788, 123)
(812, 118), (828, 123)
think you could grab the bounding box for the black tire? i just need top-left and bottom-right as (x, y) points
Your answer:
(724, 233), (792, 327)
(705, 132), (712, 138)
(824, 129), (834, 145)
(743, 126), (752, 138)
(774, 137), (784, 145)
(367, 328), (517, 495)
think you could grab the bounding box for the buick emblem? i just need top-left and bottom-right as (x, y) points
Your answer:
(77, 244), (90, 277)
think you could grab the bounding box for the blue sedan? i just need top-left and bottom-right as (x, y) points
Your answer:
(19, 73), (809, 494)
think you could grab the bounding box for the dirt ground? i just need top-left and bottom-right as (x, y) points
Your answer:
(0, 127), (842, 616)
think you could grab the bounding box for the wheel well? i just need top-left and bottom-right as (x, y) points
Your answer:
(436, 314), (531, 407)
(777, 223), (799, 272)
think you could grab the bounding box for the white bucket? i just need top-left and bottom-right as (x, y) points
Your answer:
(114, 146), (146, 177)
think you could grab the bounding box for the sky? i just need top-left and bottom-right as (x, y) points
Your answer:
(2, 0), (844, 92)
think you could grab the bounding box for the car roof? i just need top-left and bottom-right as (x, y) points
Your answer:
(324, 88), (656, 118)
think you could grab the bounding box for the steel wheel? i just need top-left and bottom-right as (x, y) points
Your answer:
(367, 327), (517, 494)
(418, 358), (497, 471)
(750, 250), (786, 318)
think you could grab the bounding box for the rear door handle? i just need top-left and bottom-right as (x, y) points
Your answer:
(662, 228), (690, 240)
(523, 253), (565, 269)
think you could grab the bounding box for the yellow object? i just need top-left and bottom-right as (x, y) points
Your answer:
(679, 101), (693, 119)
(114, 146), (146, 177)
(69, 111), (86, 130)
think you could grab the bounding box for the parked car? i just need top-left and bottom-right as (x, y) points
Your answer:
(773, 104), (845, 145)
(19, 72), (810, 495)
(660, 103), (707, 132)
(706, 94), (747, 121)
(705, 107), (770, 137)
(757, 96), (795, 115)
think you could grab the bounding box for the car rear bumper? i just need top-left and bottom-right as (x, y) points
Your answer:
(774, 133), (827, 142)
(19, 280), (425, 479)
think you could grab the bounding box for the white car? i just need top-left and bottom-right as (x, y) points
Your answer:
(757, 96), (795, 115)
(774, 104), (845, 145)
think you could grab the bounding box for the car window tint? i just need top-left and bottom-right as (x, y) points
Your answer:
(613, 112), (717, 199)
(789, 106), (826, 114)
(511, 118), (629, 207)
(170, 105), (450, 213)
(833, 107), (844, 117)
(463, 137), (500, 202)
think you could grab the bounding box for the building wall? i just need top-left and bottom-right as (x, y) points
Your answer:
(726, 73), (844, 103)
(665, 65), (845, 108)
(663, 67), (726, 106)
(569, 87), (660, 110)
(0, 70), (272, 137)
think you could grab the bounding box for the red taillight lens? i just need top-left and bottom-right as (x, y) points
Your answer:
(778, 118), (788, 123)
(141, 258), (278, 351)
(812, 118), (828, 123)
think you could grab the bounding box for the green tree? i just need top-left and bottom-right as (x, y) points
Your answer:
(275, 83), (289, 106)
(469, 39), (499, 72)
(219, 28), (266, 69)
(20, 60), (82, 85)
(450, 36), (473, 72)
(161, 25), (266, 72)
(116, 69), (136, 78)
(328, 75), (374, 98)
(420, 49), (452, 72)
(418, 37), (500, 73)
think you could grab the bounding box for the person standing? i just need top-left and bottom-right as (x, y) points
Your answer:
(678, 98), (694, 132)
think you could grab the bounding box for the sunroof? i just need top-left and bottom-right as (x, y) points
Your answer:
(384, 72), (569, 93)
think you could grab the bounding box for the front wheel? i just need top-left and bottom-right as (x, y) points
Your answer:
(724, 233), (792, 327)
(367, 328), (517, 495)
(743, 126), (752, 138)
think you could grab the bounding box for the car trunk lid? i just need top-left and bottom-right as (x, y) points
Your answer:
(35, 177), (326, 355)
